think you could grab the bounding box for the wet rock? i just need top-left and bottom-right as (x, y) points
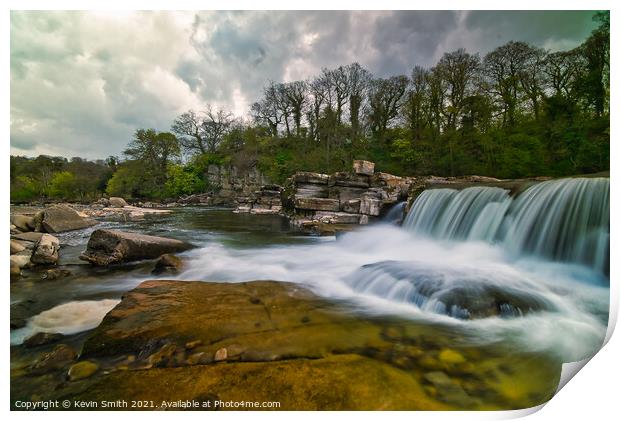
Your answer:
(11, 232), (45, 242)
(11, 214), (35, 232)
(40, 268), (72, 281)
(10, 266), (21, 277)
(10, 240), (26, 254)
(30, 344), (77, 374)
(187, 352), (206, 365)
(80, 229), (194, 265)
(152, 253), (184, 274)
(109, 197), (129, 208)
(10, 253), (32, 270)
(23, 332), (65, 348)
(40, 204), (98, 233)
(438, 349), (466, 365)
(185, 340), (202, 350)
(214, 348), (228, 362)
(31, 234), (60, 265)
(423, 371), (476, 408)
(147, 343), (177, 367)
(68, 361), (99, 381)
(353, 160), (375, 176)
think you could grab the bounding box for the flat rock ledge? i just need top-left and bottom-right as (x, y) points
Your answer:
(11, 280), (560, 411)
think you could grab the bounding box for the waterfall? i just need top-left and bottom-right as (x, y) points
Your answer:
(403, 178), (610, 275)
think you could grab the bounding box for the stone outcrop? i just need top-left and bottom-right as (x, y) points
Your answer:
(281, 161), (413, 234)
(40, 204), (98, 233)
(234, 185), (283, 215)
(80, 229), (194, 265)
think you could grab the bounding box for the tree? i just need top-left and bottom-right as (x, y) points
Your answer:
(346, 63), (372, 142)
(251, 82), (283, 137)
(366, 75), (409, 140)
(436, 49), (480, 129)
(172, 107), (234, 155)
(171, 110), (207, 155)
(282, 81), (307, 137)
(48, 171), (77, 199)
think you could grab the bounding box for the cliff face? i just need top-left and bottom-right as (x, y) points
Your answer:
(178, 165), (271, 206)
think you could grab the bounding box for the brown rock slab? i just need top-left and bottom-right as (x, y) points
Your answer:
(80, 229), (194, 265)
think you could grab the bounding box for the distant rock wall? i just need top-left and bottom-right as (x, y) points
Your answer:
(179, 165), (271, 206)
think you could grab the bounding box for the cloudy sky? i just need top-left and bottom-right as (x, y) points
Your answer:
(10, 10), (599, 159)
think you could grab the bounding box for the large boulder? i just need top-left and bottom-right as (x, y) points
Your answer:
(109, 197), (129, 208)
(11, 215), (35, 232)
(40, 205), (98, 233)
(80, 229), (194, 265)
(31, 234), (60, 265)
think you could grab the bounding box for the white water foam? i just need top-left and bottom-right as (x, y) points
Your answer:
(179, 223), (608, 363)
(11, 299), (120, 345)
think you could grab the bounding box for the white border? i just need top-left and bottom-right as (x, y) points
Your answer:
(3, 2), (617, 420)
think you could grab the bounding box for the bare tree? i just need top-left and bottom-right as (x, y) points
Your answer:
(346, 63), (372, 141)
(436, 48), (481, 130)
(282, 80), (307, 137)
(202, 105), (234, 152)
(366, 75), (409, 139)
(172, 107), (234, 155)
(251, 82), (282, 137)
(483, 42), (539, 126)
(171, 110), (207, 155)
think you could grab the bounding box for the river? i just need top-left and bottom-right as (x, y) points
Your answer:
(11, 177), (610, 379)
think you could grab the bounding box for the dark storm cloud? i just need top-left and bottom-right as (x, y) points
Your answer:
(11, 10), (599, 159)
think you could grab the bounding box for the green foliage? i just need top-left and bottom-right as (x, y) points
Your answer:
(105, 164), (143, 198)
(48, 171), (78, 199)
(164, 164), (206, 197)
(10, 176), (38, 202)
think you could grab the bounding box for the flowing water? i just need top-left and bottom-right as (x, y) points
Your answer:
(11, 178), (610, 367)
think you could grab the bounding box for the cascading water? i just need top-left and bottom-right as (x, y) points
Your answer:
(172, 177), (609, 361)
(403, 177), (610, 276)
